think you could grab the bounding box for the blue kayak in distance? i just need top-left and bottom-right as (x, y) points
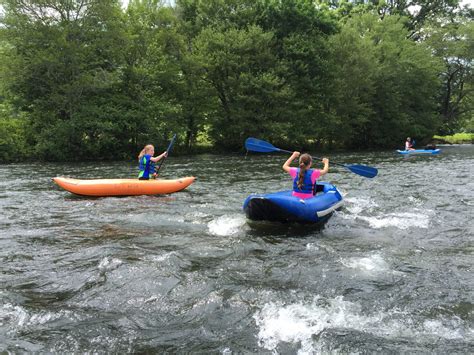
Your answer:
(397, 149), (441, 155)
(243, 182), (344, 224)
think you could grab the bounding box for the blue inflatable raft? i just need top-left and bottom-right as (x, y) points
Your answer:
(243, 182), (344, 224)
(397, 149), (441, 155)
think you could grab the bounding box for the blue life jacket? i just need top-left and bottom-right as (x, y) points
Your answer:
(138, 154), (153, 179)
(293, 168), (314, 194)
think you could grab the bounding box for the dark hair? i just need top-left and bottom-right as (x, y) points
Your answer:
(297, 154), (312, 190)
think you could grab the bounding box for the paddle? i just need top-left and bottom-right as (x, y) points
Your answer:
(245, 137), (378, 178)
(155, 133), (177, 175)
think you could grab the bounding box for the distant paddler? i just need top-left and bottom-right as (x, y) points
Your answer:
(405, 137), (415, 151)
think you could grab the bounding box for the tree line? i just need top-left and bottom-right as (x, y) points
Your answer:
(0, 0), (472, 162)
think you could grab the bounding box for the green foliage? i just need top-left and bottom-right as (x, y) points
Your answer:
(1, 0), (130, 161)
(193, 25), (284, 148)
(326, 18), (376, 147)
(122, 1), (183, 152)
(425, 17), (474, 134)
(0, 0), (471, 162)
(327, 13), (442, 148)
(325, 0), (462, 38)
(0, 118), (28, 162)
(0, 98), (28, 161)
(433, 133), (474, 143)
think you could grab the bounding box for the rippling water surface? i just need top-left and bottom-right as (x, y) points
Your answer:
(1, 146), (473, 353)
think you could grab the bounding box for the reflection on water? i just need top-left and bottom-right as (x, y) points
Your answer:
(1, 145), (473, 353)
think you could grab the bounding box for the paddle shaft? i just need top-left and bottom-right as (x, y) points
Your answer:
(244, 137), (378, 178)
(276, 147), (347, 168)
(155, 134), (176, 174)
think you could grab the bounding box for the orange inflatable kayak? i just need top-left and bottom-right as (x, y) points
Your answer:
(53, 176), (196, 196)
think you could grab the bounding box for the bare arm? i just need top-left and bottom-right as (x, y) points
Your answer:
(282, 151), (300, 173)
(150, 151), (168, 162)
(319, 158), (329, 176)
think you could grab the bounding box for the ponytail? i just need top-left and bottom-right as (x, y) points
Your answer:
(138, 148), (146, 161)
(138, 144), (154, 162)
(297, 153), (312, 189)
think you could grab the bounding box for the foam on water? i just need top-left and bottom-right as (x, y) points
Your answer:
(208, 215), (247, 236)
(342, 197), (431, 230)
(422, 319), (466, 339)
(358, 211), (430, 229)
(306, 243), (320, 251)
(0, 304), (29, 328)
(408, 195), (423, 207)
(254, 296), (381, 353)
(146, 252), (176, 263)
(340, 253), (391, 273)
(188, 211), (209, 224)
(306, 242), (335, 254)
(344, 196), (379, 215)
(254, 296), (473, 354)
(98, 257), (123, 272)
(0, 303), (78, 330)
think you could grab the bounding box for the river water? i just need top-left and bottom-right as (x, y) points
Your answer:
(1, 146), (473, 353)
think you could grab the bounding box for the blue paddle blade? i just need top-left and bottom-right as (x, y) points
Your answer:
(245, 137), (280, 153)
(345, 164), (378, 178)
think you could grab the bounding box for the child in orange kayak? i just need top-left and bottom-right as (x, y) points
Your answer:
(138, 144), (167, 180)
(283, 152), (329, 199)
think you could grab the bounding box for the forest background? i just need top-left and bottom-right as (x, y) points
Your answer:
(0, 0), (472, 162)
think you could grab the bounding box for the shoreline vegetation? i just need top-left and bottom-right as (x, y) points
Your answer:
(0, 0), (472, 163)
(2, 133), (472, 165)
(432, 133), (474, 145)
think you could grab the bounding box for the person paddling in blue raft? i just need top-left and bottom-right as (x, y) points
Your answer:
(405, 137), (416, 151)
(282, 151), (329, 199)
(137, 144), (167, 180)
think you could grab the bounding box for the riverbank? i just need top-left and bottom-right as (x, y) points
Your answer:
(433, 133), (474, 144)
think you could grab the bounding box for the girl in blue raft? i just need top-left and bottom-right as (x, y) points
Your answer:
(283, 151), (328, 198)
(243, 151), (343, 224)
(138, 144), (167, 180)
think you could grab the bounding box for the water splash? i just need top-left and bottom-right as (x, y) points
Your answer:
(340, 253), (391, 273)
(254, 295), (473, 354)
(208, 215), (247, 236)
(0, 303), (78, 330)
(254, 296), (381, 353)
(344, 196), (379, 215)
(98, 257), (123, 272)
(358, 211), (430, 229)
